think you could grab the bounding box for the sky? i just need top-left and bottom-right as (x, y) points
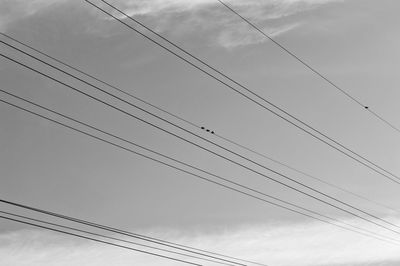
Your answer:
(1, 0), (400, 265)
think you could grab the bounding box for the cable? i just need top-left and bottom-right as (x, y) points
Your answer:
(0, 32), (199, 129)
(2, 50), (400, 239)
(4, 18), (399, 237)
(0, 215), (201, 266)
(215, 0), (400, 135)
(1, 94), (400, 246)
(97, 0), (400, 184)
(0, 100), (248, 266)
(0, 210), (235, 266)
(1, 33), (396, 215)
(0, 204), (263, 266)
(4, 89), (400, 241)
(85, 0), (400, 185)
(1, 33), (397, 217)
(215, 133), (400, 214)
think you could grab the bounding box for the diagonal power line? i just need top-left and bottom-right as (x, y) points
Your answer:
(1, 91), (400, 246)
(2, 38), (400, 236)
(2, 47), (400, 240)
(215, 0), (400, 135)
(0, 216), (201, 266)
(0, 210), (238, 266)
(84, 0), (400, 186)
(215, 133), (400, 214)
(1, 32), (396, 215)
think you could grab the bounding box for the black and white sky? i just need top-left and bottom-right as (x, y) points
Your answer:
(1, 0), (400, 265)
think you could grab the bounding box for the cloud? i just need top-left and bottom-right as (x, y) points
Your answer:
(0, 0), (343, 48)
(1, 215), (400, 266)
(0, 0), (67, 31)
(106, 0), (343, 48)
(216, 22), (302, 49)
(111, 0), (340, 17)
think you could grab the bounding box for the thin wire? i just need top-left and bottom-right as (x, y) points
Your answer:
(215, 133), (400, 214)
(1, 52), (400, 238)
(0, 32), (198, 129)
(215, 0), (400, 135)
(0, 215), (202, 266)
(1, 32), (397, 215)
(87, 0), (400, 185)
(0, 210), (236, 266)
(5, 89), (400, 242)
(1, 95), (400, 246)
(0, 203), (260, 266)
(0, 98), (252, 266)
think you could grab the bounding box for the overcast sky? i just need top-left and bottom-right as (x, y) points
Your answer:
(1, 0), (400, 265)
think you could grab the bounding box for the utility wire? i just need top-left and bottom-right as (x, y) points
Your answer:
(2, 49), (400, 241)
(0, 32), (200, 128)
(54, 0), (400, 228)
(1, 94), (400, 246)
(1, 32), (396, 215)
(0, 210), (239, 266)
(215, 133), (400, 214)
(98, 0), (400, 183)
(215, 0), (400, 135)
(1, 41), (399, 233)
(0, 215), (201, 266)
(0, 206), (256, 266)
(0, 210), (236, 266)
(85, 0), (400, 185)
(1, 51), (400, 238)
(4, 89), (400, 243)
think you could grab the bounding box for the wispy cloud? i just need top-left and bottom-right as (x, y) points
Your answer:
(108, 0), (344, 48)
(111, 0), (340, 17)
(0, 0), (67, 31)
(1, 0), (343, 48)
(1, 216), (400, 266)
(216, 22), (302, 49)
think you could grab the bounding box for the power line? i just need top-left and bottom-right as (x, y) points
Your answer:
(16, 0), (396, 232)
(14, 90), (400, 266)
(1, 2), (398, 258)
(0, 215), (201, 266)
(1, 93), (400, 246)
(215, 0), (400, 135)
(0, 208), (253, 266)
(85, 0), (400, 185)
(3, 89), (397, 240)
(2, 47), (400, 241)
(1, 50), (400, 238)
(0, 206), (259, 266)
(0, 32), (199, 128)
(0, 210), (237, 266)
(215, 133), (400, 214)
(1, 32), (396, 215)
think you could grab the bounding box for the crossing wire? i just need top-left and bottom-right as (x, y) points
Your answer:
(85, 0), (400, 185)
(215, 133), (400, 214)
(0, 210), (238, 266)
(215, 0), (400, 135)
(1, 50), (400, 240)
(1, 93), (400, 246)
(1, 32), (396, 215)
(0, 215), (201, 266)
(1, 49), (400, 237)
